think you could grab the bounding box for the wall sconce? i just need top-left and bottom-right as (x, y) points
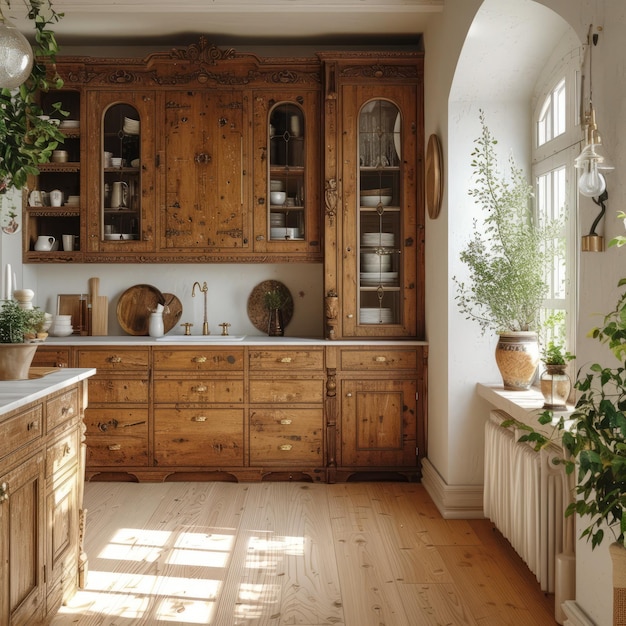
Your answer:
(0, 7), (33, 88)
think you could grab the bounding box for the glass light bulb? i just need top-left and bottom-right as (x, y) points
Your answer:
(0, 17), (33, 89)
(578, 160), (606, 197)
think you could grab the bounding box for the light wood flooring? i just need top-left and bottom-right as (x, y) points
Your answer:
(51, 481), (557, 625)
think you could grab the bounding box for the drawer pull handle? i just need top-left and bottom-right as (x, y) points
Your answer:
(375, 356), (387, 362)
(280, 419), (292, 425)
(192, 356), (207, 363)
(63, 443), (72, 456)
(108, 444), (121, 451)
(27, 420), (40, 431)
(279, 444), (293, 451)
(107, 356), (122, 364)
(61, 405), (74, 416)
(0, 481), (8, 503)
(191, 385), (208, 393)
(346, 392), (353, 398)
(192, 415), (207, 422)
(278, 357), (292, 363)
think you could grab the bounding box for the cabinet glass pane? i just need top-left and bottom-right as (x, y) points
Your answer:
(268, 103), (305, 241)
(358, 100), (402, 326)
(101, 104), (141, 241)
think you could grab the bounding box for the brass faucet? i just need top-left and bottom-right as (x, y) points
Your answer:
(192, 281), (210, 335)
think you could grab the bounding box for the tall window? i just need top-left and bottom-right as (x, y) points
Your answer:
(533, 70), (579, 353)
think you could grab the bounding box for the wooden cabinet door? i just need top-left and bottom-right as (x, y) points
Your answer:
(252, 90), (321, 258)
(85, 90), (157, 255)
(0, 452), (46, 625)
(340, 378), (417, 468)
(340, 83), (420, 338)
(161, 91), (248, 252)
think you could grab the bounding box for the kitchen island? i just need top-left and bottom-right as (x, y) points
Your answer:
(0, 367), (95, 625)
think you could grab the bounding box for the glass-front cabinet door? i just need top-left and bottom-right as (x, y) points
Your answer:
(253, 92), (320, 258)
(86, 92), (155, 254)
(342, 86), (418, 337)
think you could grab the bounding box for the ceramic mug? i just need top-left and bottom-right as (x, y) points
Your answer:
(62, 234), (75, 251)
(34, 236), (56, 251)
(49, 189), (63, 207)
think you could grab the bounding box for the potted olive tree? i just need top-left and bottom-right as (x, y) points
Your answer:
(517, 279), (626, 623)
(0, 299), (45, 379)
(453, 111), (563, 389)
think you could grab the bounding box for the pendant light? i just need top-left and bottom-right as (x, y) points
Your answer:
(575, 25), (612, 199)
(0, 7), (33, 89)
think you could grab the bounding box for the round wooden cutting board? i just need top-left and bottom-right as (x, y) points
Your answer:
(117, 284), (166, 335)
(247, 280), (294, 334)
(162, 293), (183, 333)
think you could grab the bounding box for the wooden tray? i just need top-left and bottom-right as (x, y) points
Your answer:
(162, 293), (183, 333)
(246, 280), (293, 334)
(116, 284), (165, 336)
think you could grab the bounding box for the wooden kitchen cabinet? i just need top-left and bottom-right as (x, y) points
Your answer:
(76, 348), (150, 479)
(0, 378), (90, 625)
(153, 347), (245, 478)
(85, 91), (157, 255)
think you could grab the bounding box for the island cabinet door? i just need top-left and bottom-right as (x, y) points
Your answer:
(0, 451), (46, 626)
(160, 90), (248, 253)
(340, 379), (417, 468)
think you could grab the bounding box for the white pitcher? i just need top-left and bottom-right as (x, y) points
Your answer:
(111, 181), (128, 209)
(34, 236), (56, 251)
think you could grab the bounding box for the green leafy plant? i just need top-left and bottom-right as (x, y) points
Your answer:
(264, 288), (286, 310)
(513, 279), (626, 549)
(453, 111), (563, 334)
(541, 341), (575, 365)
(0, 299), (44, 342)
(0, 0), (66, 191)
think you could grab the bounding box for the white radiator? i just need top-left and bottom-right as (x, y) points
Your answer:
(484, 410), (574, 593)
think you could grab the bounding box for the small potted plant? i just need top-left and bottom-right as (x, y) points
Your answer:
(453, 111), (563, 390)
(539, 341), (575, 409)
(0, 299), (45, 379)
(264, 287), (286, 336)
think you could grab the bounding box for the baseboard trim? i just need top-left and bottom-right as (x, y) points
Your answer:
(562, 601), (596, 626)
(420, 458), (485, 519)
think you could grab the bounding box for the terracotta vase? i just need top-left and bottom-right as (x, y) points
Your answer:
(0, 342), (38, 380)
(610, 542), (626, 625)
(494, 331), (539, 391)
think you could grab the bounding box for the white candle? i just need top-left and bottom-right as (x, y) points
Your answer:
(3, 264), (12, 300)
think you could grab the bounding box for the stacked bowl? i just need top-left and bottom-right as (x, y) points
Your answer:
(49, 315), (73, 337)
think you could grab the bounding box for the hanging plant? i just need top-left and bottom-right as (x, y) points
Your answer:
(0, 0), (65, 191)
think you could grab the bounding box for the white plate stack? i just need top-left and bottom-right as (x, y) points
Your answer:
(361, 232), (395, 248)
(360, 272), (398, 285)
(270, 213), (286, 227)
(359, 308), (393, 324)
(50, 314), (73, 336)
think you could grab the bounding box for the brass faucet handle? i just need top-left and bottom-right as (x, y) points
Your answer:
(181, 322), (193, 336)
(219, 322), (231, 336)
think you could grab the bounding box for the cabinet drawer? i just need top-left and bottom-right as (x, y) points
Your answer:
(340, 349), (418, 371)
(0, 405), (43, 459)
(249, 408), (323, 464)
(86, 435), (149, 467)
(83, 408), (148, 437)
(249, 349), (324, 371)
(46, 426), (80, 478)
(87, 378), (149, 404)
(249, 379), (324, 404)
(47, 386), (79, 431)
(76, 348), (149, 371)
(154, 379), (244, 404)
(31, 347), (71, 368)
(154, 408), (244, 466)
(153, 348), (244, 372)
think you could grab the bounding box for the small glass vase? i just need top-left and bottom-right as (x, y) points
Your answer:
(268, 308), (284, 336)
(540, 364), (571, 409)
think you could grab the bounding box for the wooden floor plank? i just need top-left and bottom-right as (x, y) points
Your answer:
(50, 481), (558, 626)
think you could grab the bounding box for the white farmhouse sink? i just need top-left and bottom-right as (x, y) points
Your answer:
(156, 335), (246, 342)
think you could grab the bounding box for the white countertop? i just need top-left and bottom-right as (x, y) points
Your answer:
(44, 335), (428, 347)
(0, 368), (96, 416)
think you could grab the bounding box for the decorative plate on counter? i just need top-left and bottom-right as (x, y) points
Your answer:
(117, 284), (165, 335)
(247, 280), (294, 334)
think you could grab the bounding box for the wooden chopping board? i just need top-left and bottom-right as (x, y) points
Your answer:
(247, 280), (293, 334)
(117, 284), (165, 336)
(89, 277), (108, 336)
(162, 293), (183, 333)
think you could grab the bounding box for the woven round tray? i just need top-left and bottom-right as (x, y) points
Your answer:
(246, 280), (293, 334)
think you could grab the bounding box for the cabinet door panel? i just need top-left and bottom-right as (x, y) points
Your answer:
(163, 91), (247, 250)
(341, 379), (417, 467)
(154, 408), (244, 466)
